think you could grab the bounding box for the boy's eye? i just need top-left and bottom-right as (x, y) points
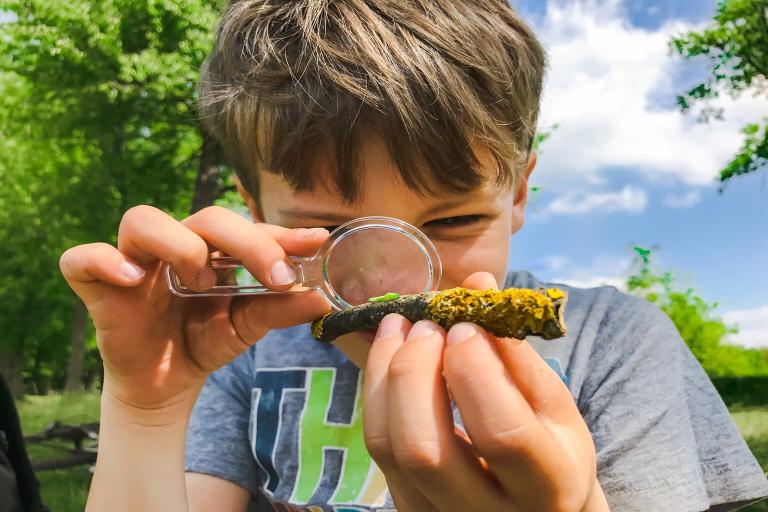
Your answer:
(424, 215), (484, 228)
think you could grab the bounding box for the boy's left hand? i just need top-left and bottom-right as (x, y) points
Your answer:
(362, 272), (608, 512)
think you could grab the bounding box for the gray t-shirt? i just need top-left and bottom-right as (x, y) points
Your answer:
(185, 270), (768, 511)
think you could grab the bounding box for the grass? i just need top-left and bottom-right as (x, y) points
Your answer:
(731, 407), (768, 511)
(12, 392), (768, 512)
(15, 392), (100, 512)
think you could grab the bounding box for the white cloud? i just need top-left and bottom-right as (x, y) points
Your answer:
(542, 255), (570, 272)
(525, 254), (571, 274)
(663, 190), (703, 208)
(532, 0), (765, 187)
(723, 306), (768, 349)
(546, 185), (647, 214)
(549, 252), (634, 289)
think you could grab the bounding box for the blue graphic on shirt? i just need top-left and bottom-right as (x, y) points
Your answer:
(544, 357), (568, 385)
(252, 369), (307, 492)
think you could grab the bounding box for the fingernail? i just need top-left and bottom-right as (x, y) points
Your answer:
(270, 260), (297, 285)
(297, 227), (328, 238)
(375, 314), (404, 341)
(120, 261), (145, 280)
(447, 323), (477, 347)
(406, 320), (438, 342)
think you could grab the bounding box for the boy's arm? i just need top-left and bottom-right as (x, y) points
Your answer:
(86, 381), (199, 512)
(88, 382), (251, 512)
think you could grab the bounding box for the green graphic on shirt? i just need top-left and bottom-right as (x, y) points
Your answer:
(291, 369), (373, 504)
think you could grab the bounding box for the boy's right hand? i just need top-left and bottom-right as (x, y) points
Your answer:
(60, 205), (331, 415)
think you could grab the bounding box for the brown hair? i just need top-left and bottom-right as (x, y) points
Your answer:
(199, 0), (547, 203)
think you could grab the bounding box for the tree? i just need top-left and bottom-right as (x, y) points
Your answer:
(0, 0), (228, 395)
(626, 246), (768, 377)
(671, 0), (768, 188)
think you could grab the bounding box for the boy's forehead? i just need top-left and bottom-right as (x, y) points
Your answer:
(256, 153), (509, 224)
(268, 131), (504, 194)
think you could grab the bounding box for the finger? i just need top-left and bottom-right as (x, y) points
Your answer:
(183, 288), (335, 376)
(254, 223), (330, 257)
(228, 289), (332, 344)
(495, 338), (583, 427)
(362, 314), (436, 511)
(443, 323), (571, 510)
(460, 271), (499, 291)
(60, 242), (147, 304)
(117, 205), (214, 291)
(494, 336), (597, 508)
(182, 206), (328, 290)
(387, 320), (508, 511)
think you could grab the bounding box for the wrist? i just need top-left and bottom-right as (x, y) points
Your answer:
(88, 382), (196, 512)
(101, 377), (202, 428)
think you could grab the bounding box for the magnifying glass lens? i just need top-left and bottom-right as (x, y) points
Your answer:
(166, 216), (441, 310)
(325, 228), (432, 306)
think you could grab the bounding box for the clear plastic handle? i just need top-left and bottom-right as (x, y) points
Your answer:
(166, 216), (442, 310)
(165, 254), (322, 296)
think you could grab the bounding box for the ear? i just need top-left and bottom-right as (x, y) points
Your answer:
(233, 174), (265, 223)
(509, 151), (537, 235)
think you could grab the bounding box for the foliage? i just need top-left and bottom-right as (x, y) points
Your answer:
(0, 0), (225, 393)
(670, 0), (768, 187)
(626, 246), (768, 377)
(712, 377), (768, 407)
(531, 123), (559, 153)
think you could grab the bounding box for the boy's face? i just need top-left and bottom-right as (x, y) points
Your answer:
(237, 134), (536, 365)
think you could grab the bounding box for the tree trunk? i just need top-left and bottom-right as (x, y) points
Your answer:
(0, 345), (24, 398)
(190, 132), (226, 214)
(64, 299), (88, 392)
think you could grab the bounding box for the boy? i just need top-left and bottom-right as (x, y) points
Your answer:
(59, 1), (768, 511)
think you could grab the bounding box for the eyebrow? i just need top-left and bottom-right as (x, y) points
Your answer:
(278, 209), (353, 223)
(278, 198), (477, 223)
(421, 199), (473, 217)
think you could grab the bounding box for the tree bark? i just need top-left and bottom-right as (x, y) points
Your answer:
(190, 131), (226, 214)
(65, 299), (89, 391)
(0, 345), (24, 398)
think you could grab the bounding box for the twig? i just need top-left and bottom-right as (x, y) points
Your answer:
(312, 287), (568, 343)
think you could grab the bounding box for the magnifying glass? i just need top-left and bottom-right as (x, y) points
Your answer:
(165, 216), (442, 310)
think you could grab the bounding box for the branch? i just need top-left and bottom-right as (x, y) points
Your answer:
(312, 287), (568, 343)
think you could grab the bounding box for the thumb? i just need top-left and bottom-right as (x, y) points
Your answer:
(187, 291), (332, 374)
(460, 271), (499, 291)
(230, 290), (332, 343)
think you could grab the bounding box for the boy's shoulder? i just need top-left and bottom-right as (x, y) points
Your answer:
(507, 270), (768, 511)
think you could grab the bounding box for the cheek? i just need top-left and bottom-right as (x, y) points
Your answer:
(434, 230), (511, 289)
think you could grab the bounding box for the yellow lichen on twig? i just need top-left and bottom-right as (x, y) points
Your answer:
(425, 287), (567, 339)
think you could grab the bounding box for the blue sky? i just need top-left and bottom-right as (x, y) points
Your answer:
(506, 0), (768, 347)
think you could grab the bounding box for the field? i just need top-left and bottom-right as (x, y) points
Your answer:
(14, 393), (768, 512)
